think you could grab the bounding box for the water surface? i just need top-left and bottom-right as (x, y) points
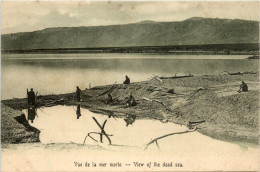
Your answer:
(22, 105), (258, 156)
(2, 53), (258, 99)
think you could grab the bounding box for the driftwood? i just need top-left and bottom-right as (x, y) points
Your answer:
(100, 119), (107, 143)
(44, 98), (64, 107)
(92, 117), (112, 144)
(155, 77), (163, 83)
(149, 74), (164, 83)
(187, 120), (205, 129)
(222, 71), (257, 75)
(189, 120), (205, 125)
(144, 127), (197, 150)
(186, 87), (207, 101)
(83, 118), (113, 145)
(143, 97), (172, 112)
(86, 132), (99, 142)
(155, 140), (160, 149)
(160, 75), (193, 79)
(97, 82), (117, 97)
(153, 74), (164, 83)
(84, 132), (113, 144)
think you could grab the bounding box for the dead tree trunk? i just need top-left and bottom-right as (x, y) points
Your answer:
(144, 127), (197, 150)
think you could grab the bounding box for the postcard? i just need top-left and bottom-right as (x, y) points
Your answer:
(1, 1), (259, 171)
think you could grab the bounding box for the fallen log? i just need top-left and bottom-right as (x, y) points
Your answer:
(189, 120), (205, 125)
(160, 75), (193, 79)
(222, 71), (257, 75)
(40, 98), (64, 107)
(186, 87), (207, 101)
(187, 120), (205, 129)
(144, 127), (197, 150)
(143, 97), (172, 112)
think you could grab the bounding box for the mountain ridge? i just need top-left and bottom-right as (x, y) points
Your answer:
(2, 17), (259, 50)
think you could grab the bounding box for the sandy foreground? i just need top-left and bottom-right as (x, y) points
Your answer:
(1, 73), (259, 171)
(1, 142), (259, 171)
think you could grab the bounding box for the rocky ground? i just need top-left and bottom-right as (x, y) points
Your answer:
(1, 73), (259, 146)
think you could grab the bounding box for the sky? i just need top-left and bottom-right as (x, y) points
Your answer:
(1, 1), (259, 34)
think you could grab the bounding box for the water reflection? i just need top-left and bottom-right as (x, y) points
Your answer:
(27, 106), (37, 123)
(21, 105), (258, 158)
(76, 104), (81, 119)
(124, 114), (136, 127)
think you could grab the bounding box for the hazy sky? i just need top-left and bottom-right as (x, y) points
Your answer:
(1, 1), (259, 34)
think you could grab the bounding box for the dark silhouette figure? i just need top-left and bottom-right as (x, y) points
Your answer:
(27, 88), (36, 105)
(126, 95), (137, 107)
(124, 114), (136, 126)
(76, 86), (81, 102)
(238, 81), (248, 93)
(123, 75), (130, 84)
(28, 106), (37, 123)
(76, 105), (81, 119)
(106, 94), (113, 104)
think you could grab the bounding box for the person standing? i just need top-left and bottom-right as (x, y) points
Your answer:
(27, 88), (36, 105)
(76, 86), (81, 102)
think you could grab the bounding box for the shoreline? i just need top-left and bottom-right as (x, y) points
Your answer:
(1, 51), (258, 56)
(1, 73), (259, 146)
(2, 43), (259, 55)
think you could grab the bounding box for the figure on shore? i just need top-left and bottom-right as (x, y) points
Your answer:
(123, 75), (130, 84)
(27, 88), (36, 106)
(76, 104), (81, 119)
(238, 81), (248, 93)
(28, 106), (37, 123)
(76, 86), (81, 102)
(106, 94), (113, 105)
(126, 94), (137, 107)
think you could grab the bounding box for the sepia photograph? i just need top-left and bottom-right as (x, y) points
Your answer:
(1, 1), (259, 171)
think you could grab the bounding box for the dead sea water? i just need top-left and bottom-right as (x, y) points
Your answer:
(2, 53), (258, 100)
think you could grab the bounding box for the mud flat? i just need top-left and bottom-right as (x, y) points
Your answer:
(1, 73), (259, 146)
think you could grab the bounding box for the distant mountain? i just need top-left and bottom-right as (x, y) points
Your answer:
(1, 17), (259, 50)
